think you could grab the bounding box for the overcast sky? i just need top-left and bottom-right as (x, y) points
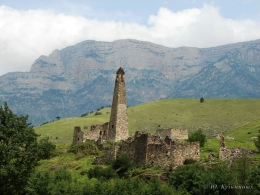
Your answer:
(0, 0), (260, 76)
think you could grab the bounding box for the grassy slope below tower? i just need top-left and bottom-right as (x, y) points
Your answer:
(35, 98), (260, 145)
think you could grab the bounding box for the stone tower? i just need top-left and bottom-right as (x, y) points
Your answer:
(108, 67), (129, 142)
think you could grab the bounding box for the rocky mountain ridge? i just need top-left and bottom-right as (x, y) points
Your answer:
(0, 39), (259, 125)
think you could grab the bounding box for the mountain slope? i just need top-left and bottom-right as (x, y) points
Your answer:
(0, 39), (260, 125)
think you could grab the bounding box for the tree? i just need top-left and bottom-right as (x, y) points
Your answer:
(37, 137), (56, 160)
(247, 165), (260, 195)
(112, 154), (133, 178)
(188, 129), (206, 147)
(0, 102), (39, 194)
(169, 163), (206, 194)
(200, 97), (204, 103)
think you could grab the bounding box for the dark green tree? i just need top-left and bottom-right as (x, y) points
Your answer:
(0, 102), (39, 194)
(169, 163), (206, 194)
(37, 137), (56, 160)
(188, 129), (206, 147)
(200, 97), (204, 103)
(247, 165), (260, 195)
(112, 154), (133, 178)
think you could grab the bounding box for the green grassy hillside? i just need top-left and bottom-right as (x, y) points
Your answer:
(35, 98), (260, 144)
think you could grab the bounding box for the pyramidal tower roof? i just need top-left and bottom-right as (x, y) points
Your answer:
(116, 67), (125, 74)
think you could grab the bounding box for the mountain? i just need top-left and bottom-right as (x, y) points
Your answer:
(0, 39), (259, 125)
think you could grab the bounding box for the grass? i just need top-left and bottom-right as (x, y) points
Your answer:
(35, 108), (110, 144)
(35, 98), (260, 144)
(224, 119), (260, 142)
(36, 143), (99, 180)
(34, 98), (260, 176)
(200, 119), (260, 159)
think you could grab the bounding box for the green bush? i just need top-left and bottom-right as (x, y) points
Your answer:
(183, 158), (197, 165)
(169, 163), (206, 194)
(188, 129), (206, 147)
(37, 137), (56, 160)
(87, 166), (118, 180)
(26, 167), (82, 195)
(112, 154), (133, 177)
(169, 163), (234, 195)
(94, 111), (102, 115)
(247, 165), (260, 195)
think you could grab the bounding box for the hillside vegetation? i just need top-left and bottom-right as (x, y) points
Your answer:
(35, 98), (260, 144)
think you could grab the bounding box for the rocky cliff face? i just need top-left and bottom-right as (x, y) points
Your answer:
(0, 39), (259, 125)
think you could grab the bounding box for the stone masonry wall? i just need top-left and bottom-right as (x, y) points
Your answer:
(96, 131), (200, 169)
(146, 139), (172, 169)
(172, 142), (200, 167)
(72, 126), (85, 145)
(85, 122), (109, 141)
(219, 135), (255, 160)
(156, 128), (188, 140)
(171, 129), (188, 140)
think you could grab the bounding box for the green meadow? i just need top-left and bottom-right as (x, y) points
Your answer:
(34, 98), (260, 177)
(35, 98), (260, 144)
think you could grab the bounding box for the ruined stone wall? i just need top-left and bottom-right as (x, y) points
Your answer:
(108, 67), (128, 142)
(85, 122), (109, 141)
(133, 132), (148, 165)
(119, 137), (135, 161)
(146, 139), (173, 169)
(93, 144), (119, 165)
(117, 132), (148, 165)
(146, 135), (199, 169)
(219, 135), (255, 160)
(171, 129), (188, 140)
(94, 131), (200, 169)
(219, 147), (253, 160)
(172, 142), (200, 167)
(72, 126), (85, 145)
(156, 128), (188, 140)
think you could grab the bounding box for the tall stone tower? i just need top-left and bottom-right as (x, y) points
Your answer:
(108, 67), (129, 142)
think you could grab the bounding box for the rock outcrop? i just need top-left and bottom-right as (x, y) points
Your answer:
(0, 39), (260, 125)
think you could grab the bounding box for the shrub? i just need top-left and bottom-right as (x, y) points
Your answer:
(94, 111), (102, 115)
(87, 166), (118, 180)
(247, 165), (260, 194)
(183, 158), (197, 165)
(188, 129), (206, 147)
(112, 154), (133, 177)
(169, 163), (206, 194)
(37, 137), (56, 160)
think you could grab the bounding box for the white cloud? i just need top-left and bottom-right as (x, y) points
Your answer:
(0, 4), (259, 76)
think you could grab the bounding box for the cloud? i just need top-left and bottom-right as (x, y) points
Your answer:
(0, 4), (259, 76)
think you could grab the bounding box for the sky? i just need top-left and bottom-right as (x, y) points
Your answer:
(0, 0), (260, 76)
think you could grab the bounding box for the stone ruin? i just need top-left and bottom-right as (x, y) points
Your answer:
(156, 128), (188, 140)
(94, 131), (200, 170)
(72, 67), (128, 144)
(72, 67), (200, 169)
(219, 135), (256, 160)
